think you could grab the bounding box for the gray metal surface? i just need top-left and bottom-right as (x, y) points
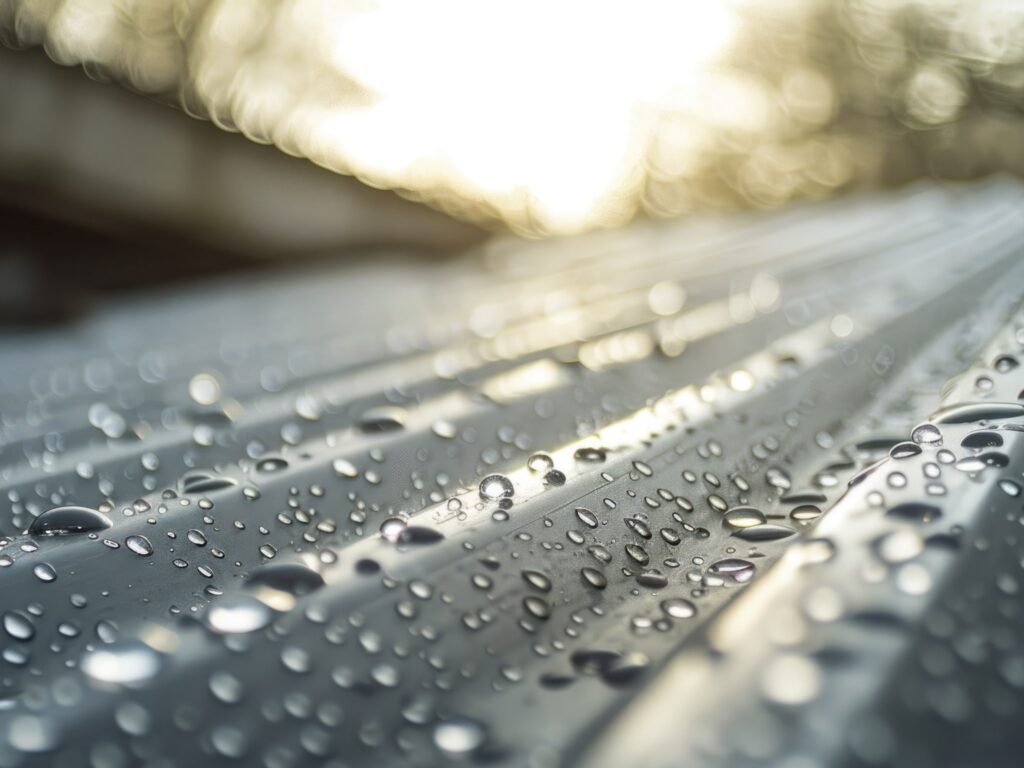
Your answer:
(0, 180), (1023, 767)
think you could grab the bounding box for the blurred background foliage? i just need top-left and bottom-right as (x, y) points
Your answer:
(1, 0), (1023, 239)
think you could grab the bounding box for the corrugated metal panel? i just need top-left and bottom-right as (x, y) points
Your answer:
(0, 180), (1023, 767)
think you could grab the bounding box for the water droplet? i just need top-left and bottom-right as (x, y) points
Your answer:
(7, 715), (59, 753)
(887, 471), (907, 488)
(761, 654), (822, 705)
(379, 517), (407, 543)
(527, 453), (554, 473)
(209, 671), (244, 704)
(633, 461), (653, 477)
(661, 597), (697, 619)
(790, 504), (822, 521)
(543, 469), (566, 486)
(210, 725), (249, 758)
(886, 502), (942, 522)
(723, 506), (766, 529)
(256, 457), (289, 473)
(931, 402), (1024, 424)
(431, 420), (457, 439)
(523, 595), (551, 620)
(733, 523), (797, 542)
(186, 529), (208, 546)
(708, 558), (756, 583)
(33, 563), (57, 583)
(205, 595), (272, 634)
(790, 538), (836, 565)
(595, 649), (648, 686)
(889, 442), (922, 459)
(247, 562), (324, 596)
(766, 467), (792, 490)
(357, 406), (407, 433)
(581, 567), (607, 589)
(911, 423), (942, 445)
(625, 518), (652, 539)
(637, 570), (668, 589)
(479, 474), (514, 501)
(1000, 479), (1022, 497)
(181, 471), (237, 494)
(573, 446), (606, 463)
(82, 641), (162, 685)
(281, 646), (312, 674)
(961, 430), (1003, 449)
(625, 544), (650, 565)
(522, 570), (552, 592)
(398, 526), (445, 545)
(27, 505), (111, 536)
(875, 529), (923, 563)
(188, 373), (221, 405)
(954, 456), (987, 473)
(332, 458), (358, 478)
(2, 612), (34, 641)
(125, 535), (154, 557)
(433, 717), (485, 755)
(896, 563), (932, 595)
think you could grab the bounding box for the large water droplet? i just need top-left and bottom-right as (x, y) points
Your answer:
(911, 423), (942, 445)
(32, 563), (57, 583)
(574, 446), (607, 463)
(580, 567), (607, 589)
(733, 523), (797, 542)
(479, 474), (514, 501)
(708, 558), (756, 583)
(125, 535), (154, 557)
(82, 641), (162, 685)
(527, 453), (554, 473)
(357, 406), (407, 433)
(723, 506), (766, 529)
(27, 506), (112, 536)
(2, 612), (34, 641)
(7, 715), (59, 753)
(521, 570), (552, 592)
(433, 717), (485, 755)
(181, 471), (238, 494)
(246, 562), (324, 596)
(205, 595), (273, 634)
(661, 597), (697, 619)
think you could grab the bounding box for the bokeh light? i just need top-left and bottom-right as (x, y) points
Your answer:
(3, 0), (1024, 235)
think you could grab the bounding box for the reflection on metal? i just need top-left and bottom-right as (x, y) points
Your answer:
(480, 359), (569, 403)
(0, 183), (1020, 765)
